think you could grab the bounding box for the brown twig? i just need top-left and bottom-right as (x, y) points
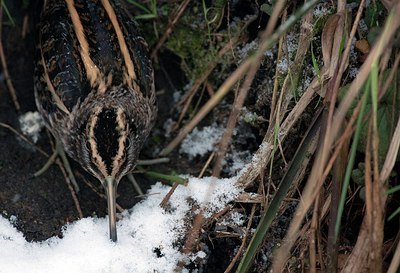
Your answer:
(0, 122), (48, 157)
(224, 203), (257, 273)
(159, 182), (179, 209)
(198, 151), (215, 178)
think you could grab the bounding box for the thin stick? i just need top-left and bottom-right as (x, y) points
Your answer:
(159, 182), (179, 209)
(223, 203), (257, 273)
(198, 152), (215, 178)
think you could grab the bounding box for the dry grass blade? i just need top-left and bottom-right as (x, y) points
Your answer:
(272, 2), (400, 271)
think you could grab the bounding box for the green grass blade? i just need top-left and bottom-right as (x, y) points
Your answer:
(144, 171), (188, 185)
(1, 1), (15, 26)
(235, 110), (322, 273)
(334, 79), (371, 240)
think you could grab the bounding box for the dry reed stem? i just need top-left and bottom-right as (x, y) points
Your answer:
(309, 195), (320, 273)
(211, 53), (257, 177)
(272, 2), (400, 271)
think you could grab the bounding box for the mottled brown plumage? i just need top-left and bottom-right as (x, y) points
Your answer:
(34, 0), (156, 242)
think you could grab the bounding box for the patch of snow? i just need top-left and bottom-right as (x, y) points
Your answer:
(219, 211), (245, 227)
(180, 124), (225, 159)
(224, 151), (252, 176)
(348, 38), (359, 79)
(0, 176), (242, 273)
(163, 118), (175, 138)
(277, 58), (289, 73)
(237, 40), (276, 63)
(358, 19), (368, 37)
(237, 40), (258, 60)
(277, 32), (298, 74)
(18, 111), (45, 143)
(313, 3), (330, 18)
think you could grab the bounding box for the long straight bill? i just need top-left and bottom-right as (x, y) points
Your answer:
(105, 176), (117, 242)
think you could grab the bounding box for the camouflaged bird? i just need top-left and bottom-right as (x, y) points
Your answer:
(34, 0), (157, 242)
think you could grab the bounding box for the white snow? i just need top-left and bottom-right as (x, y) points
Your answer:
(179, 124), (225, 159)
(0, 176), (241, 273)
(18, 111), (45, 143)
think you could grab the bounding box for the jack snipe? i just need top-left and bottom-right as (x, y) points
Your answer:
(34, 0), (156, 242)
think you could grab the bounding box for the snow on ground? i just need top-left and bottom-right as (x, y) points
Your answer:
(18, 111), (44, 143)
(179, 123), (225, 159)
(0, 176), (241, 273)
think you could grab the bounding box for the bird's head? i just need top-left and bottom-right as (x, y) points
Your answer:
(65, 88), (154, 185)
